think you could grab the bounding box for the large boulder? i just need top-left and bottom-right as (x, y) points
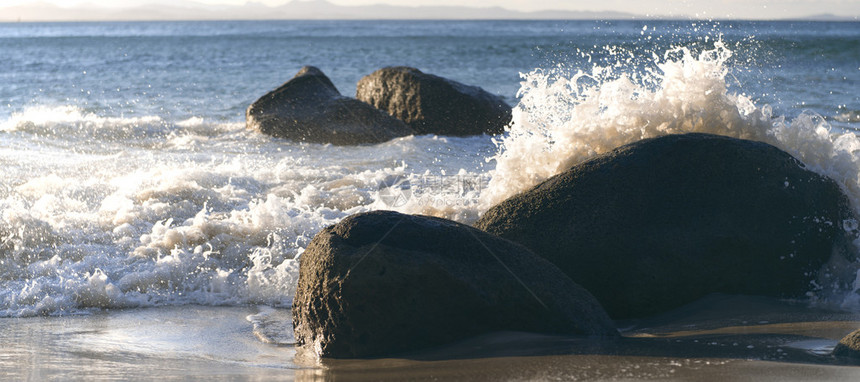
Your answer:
(475, 133), (858, 319)
(355, 66), (511, 136)
(292, 210), (617, 359)
(834, 328), (860, 359)
(246, 66), (412, 145)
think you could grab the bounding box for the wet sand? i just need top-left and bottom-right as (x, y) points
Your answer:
(0, 306), (297, 380)
(3, 295), (860, 381)
(301, 294), (860, 381)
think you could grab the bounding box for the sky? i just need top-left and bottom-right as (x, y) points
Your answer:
(1, 0), (859, 19)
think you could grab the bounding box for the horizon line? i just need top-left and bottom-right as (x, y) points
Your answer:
(1, 17), (858, 23)
(0, 1), (856, 23)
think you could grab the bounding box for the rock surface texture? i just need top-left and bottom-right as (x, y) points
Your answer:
(246, 66), (411, 145)
(476, 133), (858, 319)
(834, 328), (860, 359)
(356, 66), (511, 136)
(293, 210), (617, 358)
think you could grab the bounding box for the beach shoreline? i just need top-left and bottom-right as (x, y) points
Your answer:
(3, 295), (860, 380)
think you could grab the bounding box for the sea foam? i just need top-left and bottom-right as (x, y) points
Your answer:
(0, 104), (492, 316)
(483, 41), (856, 208)
(2, 38), (860, 316)
(482, 41), (860, 309)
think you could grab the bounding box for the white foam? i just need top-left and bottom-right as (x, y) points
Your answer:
(0, 105), (247, 152)
(483, 40), (860, 216)
(0, 107), (492, 316)
(1, 105), (165, 142)
(480, 40), (860, 309)
(3, 40), (858, 316)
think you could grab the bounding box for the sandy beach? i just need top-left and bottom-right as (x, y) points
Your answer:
(2, 295), (859, 380)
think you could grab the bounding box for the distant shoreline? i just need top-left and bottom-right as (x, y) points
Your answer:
(0, 1), (856, 24)
(1, 18), (858, 24)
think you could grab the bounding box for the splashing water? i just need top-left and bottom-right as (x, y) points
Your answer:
(481, 41), (860, 308)
(3, 24), (860, 316)
(484, 42), (854, 207)
(0, 104), (493, 317)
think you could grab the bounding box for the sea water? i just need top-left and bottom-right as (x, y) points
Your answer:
(1, 19), (859, 376)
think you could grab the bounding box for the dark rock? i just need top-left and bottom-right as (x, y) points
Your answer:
(292, 210), (617, 359)
(356, 66), (511, 136)
(834, 329), (860, 359)
(246, 66), (412, 145)
(475, 133), (858, 319)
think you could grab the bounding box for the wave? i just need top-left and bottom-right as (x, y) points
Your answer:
(3, 38), (859, 315)
(483, 41), (860, 211)
(832, 110), (860, 124)
(0, 178), (340, 316)
(0, 116), (492, 316)
(481, 40), (860, 309)
(0, 105), (247, 151)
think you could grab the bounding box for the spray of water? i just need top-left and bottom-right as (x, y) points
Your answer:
(482, 40), (860, 308)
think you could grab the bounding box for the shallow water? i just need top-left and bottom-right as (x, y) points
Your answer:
(3, 296), (860, 380)
(1, 306), (297, 380)
(2, 19), (859, 317)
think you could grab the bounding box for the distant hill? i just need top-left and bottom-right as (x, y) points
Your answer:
(791, 13), (859, 22)
(0, 0), (638, 22)
(1, 1), (857, 22)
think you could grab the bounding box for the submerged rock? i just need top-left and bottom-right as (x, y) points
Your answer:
(355, 66), (511, 136)
(292, 210), (617, 359)
(834, 329), (860, 359)
(476, 133), (858, 319)
(246, 66), (412, 145)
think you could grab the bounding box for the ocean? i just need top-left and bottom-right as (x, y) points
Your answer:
(1, 19), (860, 379)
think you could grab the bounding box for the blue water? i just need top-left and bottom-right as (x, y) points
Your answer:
(1, 20), (857, 124)
(0, 20), (859, 318)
